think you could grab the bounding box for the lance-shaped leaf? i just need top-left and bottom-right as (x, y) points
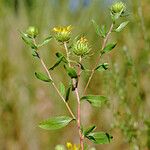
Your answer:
(49, 56), (64, 70)
(87, 132), (113, 144)
(64, 65), (78, 79)
(35, 72), (52, 82)
(56, 52), (68, 63)
(38, 36), (52, 47)
(39, 116), (73, 130)
(59, 82), (66, 97)
(80, 95), (108, 107)
(95, 63), (109, 71)
(65, 86), (71, 102)
(102, 43), (117, 54)
(92, 20), (107, 38)
(115, 21), (129, 32)
(83, 125), (96, 136)
(20, 31), (37, 50)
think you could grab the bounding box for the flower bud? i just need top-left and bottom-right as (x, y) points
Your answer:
(111, 2), (126, 15)
(26, 26), (38, 38)
(53, 25), (72, 43)
(73, 37), (90, 57)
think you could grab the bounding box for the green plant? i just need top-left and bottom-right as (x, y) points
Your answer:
(20, 2), (128, 149)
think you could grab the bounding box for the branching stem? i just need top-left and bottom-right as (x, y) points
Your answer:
(83, 23), (114, 95)
(33, 39), (75, 119)
(64, 42), (84, 150)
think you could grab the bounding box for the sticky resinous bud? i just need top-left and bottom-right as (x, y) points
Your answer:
(26, 26), (39, 38)
(73, 37), (90, 57)
(110, 1), (126, 21)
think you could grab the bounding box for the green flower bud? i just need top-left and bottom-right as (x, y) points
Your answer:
(73, 37), (90, 57)
(111, 2), (126, 15)
(26, 26), (38, 38)
(53, 25), (72, 43)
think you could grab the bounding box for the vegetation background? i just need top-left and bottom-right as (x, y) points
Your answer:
(0, 0), (150, 149)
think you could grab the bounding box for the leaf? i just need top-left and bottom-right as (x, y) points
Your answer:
(38, 36), (52, 47)
(87, 132), (113, 144)
(92, 20), (101, 36)
(59, 82), (65, 96)
(84, 125), (96, 136)
(115, 21), (129, 32)
(80, 95), (108, 107)
(56, 52), (68, 63)
(65, 86), (71, 102)
(35, 72), (52, 82)
(20, 31), (37, 50)
(64, 65), (78, 79)
(39, 116), (73, 130)
(95, 63), (109, 71)
(92, 20), (107, 38)
(31, 49), (39, 58)
(102, 43), (117, 54)
(78, 62), (86, 70)
(49, 56), (64, 70)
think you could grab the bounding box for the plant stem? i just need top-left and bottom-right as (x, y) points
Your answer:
(64, 42), (84, 150)
(32, 39), (75, 119)
(39, 56), (76, 119)
(83, 23), (114, 95)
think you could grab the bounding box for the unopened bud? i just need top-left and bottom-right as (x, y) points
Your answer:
(26, 26), (38, 38)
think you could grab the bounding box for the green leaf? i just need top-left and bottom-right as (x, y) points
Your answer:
(95, 63), (109, 71)
(84, 125), (96, 136)
(102, 43), (117, 54)
(115, 21), (129, 32)
(64, 66), (78, 79)
(38, 36), (52, 47)
(59, 82), (65, 97)
(31, 49), (39, 58)
(39, 116), (73, 130)
(92, 20), (101, 36)
(92, 20), (107, 38)
(56, 52), (68, 63)
(65, 86), (71, 102)
(80, 95), (108, 107)
(20, 31), (37, 50)
(87, 132), (113, 144)
(49, 56), (64, 70)
(35, 72), (52, 82)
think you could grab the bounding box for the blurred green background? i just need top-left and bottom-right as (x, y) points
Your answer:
(0, 0), (150, 149)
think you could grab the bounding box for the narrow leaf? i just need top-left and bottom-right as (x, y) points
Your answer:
(20, 31), (37, 50)
(39, 116), (73, 130)
(84, 125), (96, 136)
(64, 65), (78, 79)
(59, 82), (66, 97)
(103, 43), (117, 53)
(65, 86), (71, 102)
(92, 20), (101, 36)
(38, 36), (52, 47)
(87, 132), (113, 144)
(81, 95), (108, 107)
(35, 72), (52, 82)
(56, 52), (68, 63)
(95, 63), (109, 71)
(49, 56), (64, 70)
(92, 20), (107, 38)
(115, 21), (129, 32)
